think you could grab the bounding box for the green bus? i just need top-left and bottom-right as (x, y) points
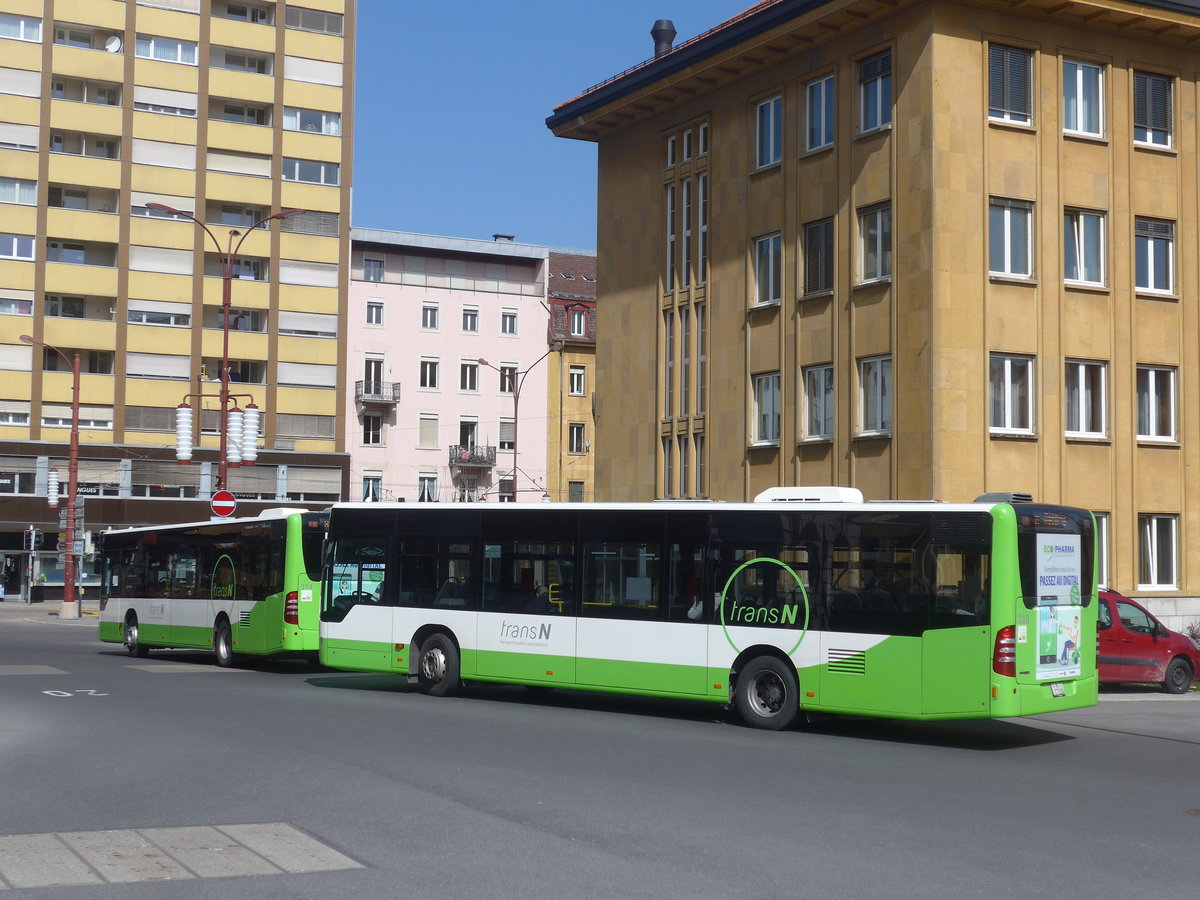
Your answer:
(98, 508), (326, 666)
(318, 489), (1099, 729)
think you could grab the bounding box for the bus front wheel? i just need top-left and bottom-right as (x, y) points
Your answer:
(418, 634), (460, 697)
(735, 656), (798, 730)
(214, 619), (236, 668)
(124, 615), (149, 658)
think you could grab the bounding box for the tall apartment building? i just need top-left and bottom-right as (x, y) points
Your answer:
(0, 0), (354, 595)
(348, 229), (554, 503)
(549, 0), (1200, 618)
(545, 250), (596, 503)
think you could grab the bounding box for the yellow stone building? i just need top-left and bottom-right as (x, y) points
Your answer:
(545, 250), (596, 503)
(549, 0), (1200, 616)
(0, 0), (353, 583)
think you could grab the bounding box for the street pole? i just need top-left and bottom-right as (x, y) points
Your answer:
(146, 204), (301, 489)
(479, 341), (561, 500)
(20, 336), (81, 618)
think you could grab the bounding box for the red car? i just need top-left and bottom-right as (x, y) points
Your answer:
(1097, 590), (1199, 694)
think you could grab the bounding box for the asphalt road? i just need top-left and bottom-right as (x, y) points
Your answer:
(1, 605), (1197, 899)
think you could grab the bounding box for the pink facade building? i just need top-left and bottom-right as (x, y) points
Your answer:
(348, 229), (551, 502)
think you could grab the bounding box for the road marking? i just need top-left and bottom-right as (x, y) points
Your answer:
(0, 823), (361, 889)
(0, 666), (69, 676)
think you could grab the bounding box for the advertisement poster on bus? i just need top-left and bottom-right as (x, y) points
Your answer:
(1035, 533), (1082, 680)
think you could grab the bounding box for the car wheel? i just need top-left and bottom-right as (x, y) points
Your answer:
(417, 633), (460, 697)
(1162, 657), (1194, 695)
(734, 656), (798, 730)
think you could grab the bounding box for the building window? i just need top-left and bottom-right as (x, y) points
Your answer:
(499, 419), (514, 451)
(499, 365), (516, 393)
(666, 134), (676, 167)
(858, 205), (892, 283)
(0, 177), (37, 205)
(569, 423), (586, 454)
(1065, 360), (1106, 438)
(804, 365), (834, 440)
(419, 358), (439, 389)
(0, 13), (41, 42)
(989, 198), (1032, 277)
(806, 74), (835, 151)
(422, 304), (438, 330)
(681, 178), (693, 289)
(501, 309), (517, 335)
(135, 35), (197, 65)
(1136, 365), (1175, 440)
(366, 302), (383, 325)
(694, 433), (705, 497)
(698, 123), (709, 155)
(283, 107), (340, 135)
(418, 474), (437, 502)
(0, 296), (33, 315)
(1063, 59), (1103, 137)
(362, 476), (382, 502)
(568, 481), (584, 502)
(679, 434), (690, 498)
(989, 353), (1034, 434)
(698, 173), (709, 284)
(803, 218), (835, 294)
(282, 158), (339, 186)
(753, 372), (781, 445)
(663, 309), (675, 418)
(988, 45), (1033, 125)
(1135, 217), (1174, 294)
(362, 415), (382, 446)
(1094, 512), (1109, 589)
(859, 356), (892, 435)
(1133, 71), (1172, 148)
(0, 233), (35, 261)
(497, 477), (515, 502)
(418, 415), (438, 450)
(569, 365), (585, 396)
(570, 309), (587, 337)
(859, 51), (892, 132)
(682, 129), (693, 160)
(460, 362), (478, 392)
(362, 257), (383, 282)
(754, 233), (782, 305)
(662, 436), (674, 498)
(1138, 514), (1177, 589)
(665, 184), (676, 292)
(696, 303), (707, 415)
(286, 6), (343, 35)
(755, 94), (783, 167)
(462, 307), (478, 332)
(680, 307), (691, 416)
(1063, 209), (1104, 285)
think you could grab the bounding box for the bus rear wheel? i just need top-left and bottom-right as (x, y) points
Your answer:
(418, 633), (460, 697)
(735, 656), (798, 730)
(124, 615), (149, 658)
(214, 619), (236, 668)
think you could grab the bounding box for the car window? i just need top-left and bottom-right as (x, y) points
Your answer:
(1116, 600), (1154, 635)
(1097, 599), (1111, 630)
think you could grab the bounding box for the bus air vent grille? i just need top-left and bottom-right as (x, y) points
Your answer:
(238, 611), (252, 625)
(826, 649), (866, 675)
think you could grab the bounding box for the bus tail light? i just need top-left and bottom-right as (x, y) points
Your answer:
(993, 625), (1016, 677)
(285, 591), (299, 625)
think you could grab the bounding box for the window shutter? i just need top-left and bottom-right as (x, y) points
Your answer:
(129, 245), (194, 275)
(1136, 218), (1173, 239)
(286, 466), (341, 493)
(860, 51), (891, 83)
(132, 85), (197, 111)
(1135, 73), (1172, 132)
(0, 121), (39, 149)
(419, 415), (439, 448)
(283, 56), (342, 86)
(126, 352), (190, 379)
(277, 310), (337, 336)
(278, 259), (339, 287)
(989, 46), (1030, 118)
(0, 67), (41, 97)
(277, 362), (337, 387)
(131, 138), (196, 169)
(499, 420), (515, 443)
(805, 219), (834, 293)
(207, 150), (271, 177)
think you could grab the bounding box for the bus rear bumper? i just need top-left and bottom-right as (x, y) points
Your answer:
(990, 673), (1099, 717)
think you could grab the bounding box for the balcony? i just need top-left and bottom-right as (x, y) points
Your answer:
(449, 444), (496, 469)
(355, 380), (400, 405)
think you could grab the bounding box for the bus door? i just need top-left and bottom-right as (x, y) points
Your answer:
(474, 539), (576, 686)
(920, 540), (992, 716)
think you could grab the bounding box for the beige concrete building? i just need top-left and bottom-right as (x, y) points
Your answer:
(0, 0), (353, 593)
(549, 0), (1200, 617)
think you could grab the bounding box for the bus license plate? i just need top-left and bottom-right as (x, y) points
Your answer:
(1050, 682), (1065, 698)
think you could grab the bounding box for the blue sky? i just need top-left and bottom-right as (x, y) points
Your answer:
(352, 1), (748, 251)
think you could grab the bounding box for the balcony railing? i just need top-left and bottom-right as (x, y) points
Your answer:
(355, 380), (400, 404)
(449, 444), (496, 468)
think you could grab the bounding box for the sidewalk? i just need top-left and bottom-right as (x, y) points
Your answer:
(0, 594), (100, 623)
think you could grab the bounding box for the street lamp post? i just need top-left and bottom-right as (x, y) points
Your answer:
(20, 335), (80, 619)
(479, 342), (562, 501)
(147, 203), (301, 489)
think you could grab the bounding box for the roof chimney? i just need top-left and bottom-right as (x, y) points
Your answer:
(651, 19), (676, 58)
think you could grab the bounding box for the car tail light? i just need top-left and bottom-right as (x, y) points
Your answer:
(285, 591), (299, 625)
(993, 625), (1016, 677)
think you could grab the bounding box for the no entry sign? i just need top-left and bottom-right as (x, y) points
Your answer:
(211, 490), (237, 518)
